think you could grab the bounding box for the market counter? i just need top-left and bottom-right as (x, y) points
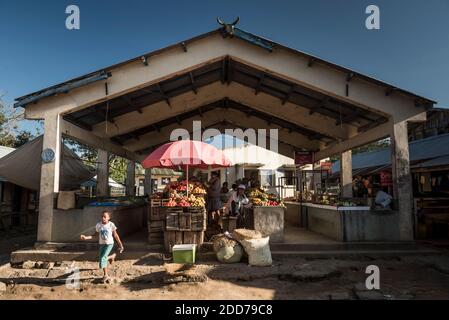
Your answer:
(301, 203), (401, 242)
(50, 204), (146, 242)
(284, 201), (304, 227)
(244, 206), (285, 242)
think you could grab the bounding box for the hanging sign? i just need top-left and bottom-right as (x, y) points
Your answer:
(380, 170), (392, 186)
(320, 161), (332, 173)
(295, 152), (313, 166)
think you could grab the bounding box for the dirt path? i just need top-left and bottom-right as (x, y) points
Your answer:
(1, 254), (449, 300)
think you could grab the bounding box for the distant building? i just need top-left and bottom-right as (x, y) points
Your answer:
(135, 168), (183, 195)
(409, 108), (449, 141)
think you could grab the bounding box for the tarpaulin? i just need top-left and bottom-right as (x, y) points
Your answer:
(0, 135), (95, 190)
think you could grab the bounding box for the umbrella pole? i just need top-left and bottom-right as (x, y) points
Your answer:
(186, 165), (189, 197)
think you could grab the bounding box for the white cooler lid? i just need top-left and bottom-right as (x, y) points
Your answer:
(172, 244), (196, 251)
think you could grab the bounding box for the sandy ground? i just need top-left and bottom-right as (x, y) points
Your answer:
(1, 253), (449, 300)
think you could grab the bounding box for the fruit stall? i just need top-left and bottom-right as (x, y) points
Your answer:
(148, 180), (208, 252)
(141, 140), (233, 252)
(243, 187), (286, 242)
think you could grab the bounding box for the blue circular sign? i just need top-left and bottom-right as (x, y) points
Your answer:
(41, 148), (55, 163)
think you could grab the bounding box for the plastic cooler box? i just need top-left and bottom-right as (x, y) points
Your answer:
(172, 244), (196, 264)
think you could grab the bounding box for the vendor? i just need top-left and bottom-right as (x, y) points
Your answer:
(220, 182), (231, 205)
(221, 182), (229, 194)
(225, 184), (250, 227)
(207, 171), (222, 224)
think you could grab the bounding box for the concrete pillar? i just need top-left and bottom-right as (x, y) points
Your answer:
(391, 121), (414, 241)
(144, 168), (152, 196)
(340, 150), (353, 198)
(235, 165), (244, 180)
(126, 160), (136, 196)
(37, 112), (62, 242)
(96, 150), (109, 197)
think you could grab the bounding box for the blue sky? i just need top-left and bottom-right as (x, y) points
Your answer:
(0, 0), (448, 135)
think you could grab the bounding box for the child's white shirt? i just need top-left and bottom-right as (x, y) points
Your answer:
(95, 221), (117, 245)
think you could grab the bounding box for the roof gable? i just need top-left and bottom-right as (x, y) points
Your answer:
(15, 25), (435, 109)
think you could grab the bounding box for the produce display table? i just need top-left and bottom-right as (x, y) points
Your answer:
(300, 202), (401, 241)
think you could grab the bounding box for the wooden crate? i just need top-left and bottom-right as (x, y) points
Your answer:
(188, 207), (206, 214)
(164, 230), (205, 252)
(148, 220), (165, 232)
(150, 199), (161, 207)
(191, 212), (207, 231)
(164, 230), (183, 252)
(149, 206), (166, 221)
(165, 207), (183, 231)
(148, 230), (164, 244)
(189, 207), (206, 231)
(179, 213), (192, 231)
(166, 213), (179, 231)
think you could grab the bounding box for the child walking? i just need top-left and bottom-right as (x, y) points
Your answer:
(80, 210), (124, 283)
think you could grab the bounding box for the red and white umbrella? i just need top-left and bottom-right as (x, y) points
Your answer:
(142, 140), (232, 195)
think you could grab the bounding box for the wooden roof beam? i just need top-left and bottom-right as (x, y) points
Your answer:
(158, 84), (171, 107)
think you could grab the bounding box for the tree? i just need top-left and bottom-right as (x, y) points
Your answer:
(0, 94), (38, 147)
(63, 137), (128, 184)
(109, 156), (127, 184)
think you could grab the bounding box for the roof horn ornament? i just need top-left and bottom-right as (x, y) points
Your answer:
(217, 17), (240, 37)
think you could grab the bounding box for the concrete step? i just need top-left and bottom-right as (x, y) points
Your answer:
(11, 242), (444, 264)
(34, 241), (164, 252)
(10, 249), (165, 264)
(270, 249), (441, 258)
(269, 242), (427, 252)
(10, 249), (217, 264)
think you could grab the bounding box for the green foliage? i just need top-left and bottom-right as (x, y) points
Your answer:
(63, 137), (97, 170)
(0, 96), (37, 147)
(109, 156), (127, 184)
(63, 137), (129, 184)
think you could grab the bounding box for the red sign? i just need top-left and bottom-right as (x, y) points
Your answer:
(295, 152), (313, 166)
(380, 170), (392, 187)
(320, 161), (332, 173)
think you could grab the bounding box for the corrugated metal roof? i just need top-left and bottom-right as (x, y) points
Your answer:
(332, 133), (449, 173)
(411, 154), (449, 169)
